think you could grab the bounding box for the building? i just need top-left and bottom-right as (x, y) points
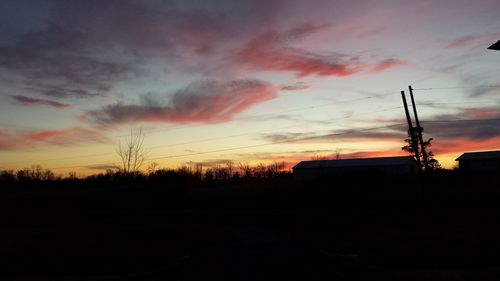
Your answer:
(455, 150), (500, 173)
(293, 156), (418, 180)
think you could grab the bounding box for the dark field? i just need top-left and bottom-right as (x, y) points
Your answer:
(1, 173), (500, 280)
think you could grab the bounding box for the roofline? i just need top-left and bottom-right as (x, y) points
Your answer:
(456, 150), (500, 161)
(292, 155), (416, 169)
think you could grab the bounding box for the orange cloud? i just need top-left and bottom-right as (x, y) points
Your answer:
(432, 137), (500, 156)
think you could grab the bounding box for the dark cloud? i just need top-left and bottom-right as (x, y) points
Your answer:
(84, 164), (118, 170)
(0, 1), (407, 105)
(185, 159), (234, 169)
(280, 82), (311, 91)
(0, 0), (237, 99)
(0, 0), (298, 102)
(469, 85), (500, 97)
(10, 95), (70, 109)
(23, 81), (106, 99)
(423, 119), (500, 140)
(381, 107), (500, 141)
(0, 45), (131, 98)
(261, 126), (406, 144)
(87, 79), (279, 125)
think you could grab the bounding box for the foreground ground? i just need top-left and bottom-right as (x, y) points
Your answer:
(1, 174), (499, 280)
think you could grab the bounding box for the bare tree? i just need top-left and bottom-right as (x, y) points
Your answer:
(147, 161), (160, 174)
(334, 148), (342, 160)
(116, 129), (147, 173)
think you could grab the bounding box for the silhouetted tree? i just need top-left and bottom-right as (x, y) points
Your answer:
(238, 162), (252, 178)
(310, 155), (330, 160)
(402, 137), (441, 171)
(0, 170), (15, 183)
(116, 129), (147, 173)
(310, 149), (341, 161)
(147, 162), (160, 174)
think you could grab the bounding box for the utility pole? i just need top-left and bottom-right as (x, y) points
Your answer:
(408, 85), (429, 171)
(401, 90), (422, 174)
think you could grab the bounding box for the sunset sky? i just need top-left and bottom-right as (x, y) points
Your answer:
(0, 0), (499, 175)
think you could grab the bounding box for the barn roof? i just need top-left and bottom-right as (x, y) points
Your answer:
(293, 156), (416, 169)
(455, 150), (500, 161)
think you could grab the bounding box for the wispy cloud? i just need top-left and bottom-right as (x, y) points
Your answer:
(84, 164), (118, 170)
(446, 34), (485, 49)
(235, 24), (406, 77)
(10, 95), (70, 109)
(445, 32), (500, 49)
(87, 80), (279, 125)
(0, 126), (106, 151)
(0, 131), (27, 151)
(261, 126), (406, 144)
(23, 82), (107, 99)
(24, 126), (107, 146)
(370, 58), (407, 73)
(235, 24), (364, 77)
(279, 81), (311, 91)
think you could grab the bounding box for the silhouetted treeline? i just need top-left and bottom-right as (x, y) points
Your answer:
(1, 164), (499, 210)
(0, 162), (291, 187)
(1, 165), (500, 280)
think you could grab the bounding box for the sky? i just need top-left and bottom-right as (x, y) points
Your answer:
(0, 0), (499, 175)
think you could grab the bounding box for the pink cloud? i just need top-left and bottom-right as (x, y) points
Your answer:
(461, 108), (500, 119)
(24, 127), (106, 145)
(446, 35), (483, 48)
(10, 95), (70, 109)
(88, 80), (279, 125)
(0, 131), (28, 151)
(0, 127), (106, 151)
(446, 32), (500, 49)
(235, 25), (364, 77)
(235, 24), (407, 77)
(370, 59), (407, 73)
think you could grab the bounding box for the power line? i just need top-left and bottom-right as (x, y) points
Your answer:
(47, 123), (406, 170)
(1, 105), (404, 166)
(0, 89), (393, 147)
(3, 84), (497, 169)
(8, 117), (500, 171)
(422, 117), (500, 123)
(149, 123), (406, 161)
(413, 85), (500, 91)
